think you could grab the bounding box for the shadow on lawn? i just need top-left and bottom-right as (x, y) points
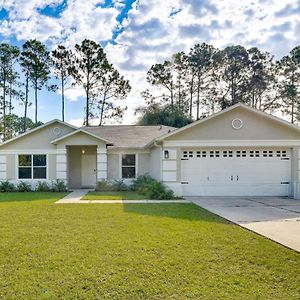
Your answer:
(122, 202), (229, 223)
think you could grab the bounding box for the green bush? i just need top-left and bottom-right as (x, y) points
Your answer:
(51, 179), (68, 192)
(17, 181), (32, 192)
(132, 175), (176, 200)
(0, 180), (15, 192)
(96, 179), (128, 192)
(36, 181), (51, 192)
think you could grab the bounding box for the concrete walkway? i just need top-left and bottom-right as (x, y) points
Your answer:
(190, 196), (300, 252)
(55, 190), (190, 204)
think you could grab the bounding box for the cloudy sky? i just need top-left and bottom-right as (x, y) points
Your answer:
(0, 0), (299, 126)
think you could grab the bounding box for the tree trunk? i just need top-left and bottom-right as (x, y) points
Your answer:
(170, 82), (174, 112)
(23, 77), (29, 132)
(2, 77), (6, 141)
(86, 89), (89, 126)
(61, 78), (65, 122)
(189, 75), (194, 119)
(99, 98), (106, 126)
(34, 82), (38, 124)
(196, 73), (200, 120)
(9, 80), (12, 115)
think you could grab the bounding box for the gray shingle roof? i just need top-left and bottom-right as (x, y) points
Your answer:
(82, 125), (177, 148)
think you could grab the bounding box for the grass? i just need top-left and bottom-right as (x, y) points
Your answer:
(0, 192), (68, 202)
(0, 193), (299, 299)
(81, 191), (147, 200)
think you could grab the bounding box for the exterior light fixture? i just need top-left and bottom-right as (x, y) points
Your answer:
(164, 150), (169, 159)
(82, 148), (85, 155)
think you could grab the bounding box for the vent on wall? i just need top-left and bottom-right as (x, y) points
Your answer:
(53, 127), (62, 136)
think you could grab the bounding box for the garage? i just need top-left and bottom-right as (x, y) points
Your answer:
(181, 148), (291, 196)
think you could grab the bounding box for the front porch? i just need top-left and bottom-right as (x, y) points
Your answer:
(52, 129), (111, 189)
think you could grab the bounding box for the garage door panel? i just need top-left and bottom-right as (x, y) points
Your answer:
(181, 149), (291, 196)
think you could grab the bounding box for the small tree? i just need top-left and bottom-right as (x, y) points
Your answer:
(21, 39), (51, 125)
(277, 46), (300, 123)
(71, 39), (109, 126)
(96, 65), (131, 125)
(0, 43), (20, 140)
(188, 43), (216, 118)
(51, 45), (74, 122)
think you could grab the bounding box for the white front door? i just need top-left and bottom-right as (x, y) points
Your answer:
(81, 154), (97, 188)
(181, 148), (291, 196)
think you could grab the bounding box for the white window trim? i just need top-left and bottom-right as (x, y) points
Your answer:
(119, 153), (138, 180)
(16, 154), (49, 180)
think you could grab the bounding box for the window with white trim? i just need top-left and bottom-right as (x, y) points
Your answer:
(121, 154), (136, 179)
(18, 154), (47, 179)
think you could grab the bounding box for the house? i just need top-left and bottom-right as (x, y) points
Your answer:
(1, 103), (300, 199)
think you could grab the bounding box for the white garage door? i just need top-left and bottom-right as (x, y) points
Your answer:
(181, 149), (291, 196)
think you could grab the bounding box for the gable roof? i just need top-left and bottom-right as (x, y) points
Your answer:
(51, 129), (113, 145)
(83, 125), (176, 148)
(0, 119), (78, 147)
(156, 103), (300, 142)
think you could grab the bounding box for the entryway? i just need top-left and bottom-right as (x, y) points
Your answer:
(67, 145), (97, 189)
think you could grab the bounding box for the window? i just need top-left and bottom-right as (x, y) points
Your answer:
(18, 154), (47, 179)
(122, 154), (136, 179)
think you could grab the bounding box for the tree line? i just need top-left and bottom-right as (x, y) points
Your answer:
(0, 39), (131, 141)
(137, 43), (300, 127)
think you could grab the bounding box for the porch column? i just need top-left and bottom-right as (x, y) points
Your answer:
(97, 147), (107, 180)
(56, 148), (67, 182)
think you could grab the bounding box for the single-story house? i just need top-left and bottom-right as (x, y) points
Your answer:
(1, 103), (300, 199)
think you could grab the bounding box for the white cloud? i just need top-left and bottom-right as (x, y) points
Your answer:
(1, 0), (300, 124)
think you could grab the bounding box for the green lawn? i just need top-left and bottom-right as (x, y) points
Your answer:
(82, 191), (147, 200)
(0, 193), (299, 299)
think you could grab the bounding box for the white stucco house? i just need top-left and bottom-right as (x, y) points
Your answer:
(1, 103), (300, 198)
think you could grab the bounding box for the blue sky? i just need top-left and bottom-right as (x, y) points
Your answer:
(0, 0), (299, 126)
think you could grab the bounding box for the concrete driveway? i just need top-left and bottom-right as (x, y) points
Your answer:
(190, 197), (300, 252)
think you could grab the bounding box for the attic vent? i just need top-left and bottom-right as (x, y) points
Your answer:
(53, 127), (62, 136)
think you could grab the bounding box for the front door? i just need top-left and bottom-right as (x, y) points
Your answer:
(81, 154), (97, 188)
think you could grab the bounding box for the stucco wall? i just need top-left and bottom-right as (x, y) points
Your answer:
(56, 131), (106, 149)
(107, 154), (119, 180)
(149, 147), (161, 180)
(166, 107), (300, 141)
(0, 122), (75, 150)
(138, 153), (150, 176)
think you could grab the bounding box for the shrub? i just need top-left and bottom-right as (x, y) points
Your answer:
(36, 181), (51, 192)
(96, 179), (128, 192)
(0, 180), (15, 192)
(51, 179), (68, 192)
(132, 174), (176, 200)
(17, 181), (32, 192)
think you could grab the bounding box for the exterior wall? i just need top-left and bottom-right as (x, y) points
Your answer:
(107, 149), (151, 181)
(0, 151), (57, 185)
(161, 147), (182, 196)
(56, 131), (107, 149)
(137, 153), (150, 176)
(97, 148), (107, 180)
(166, 107), (300, 142)
(292, 147), (300, 199)
(149, 147), (162, 180)
(6, 154), (15, 179)
(0, 123), (75, 150)
(107, 154), (119, 180)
